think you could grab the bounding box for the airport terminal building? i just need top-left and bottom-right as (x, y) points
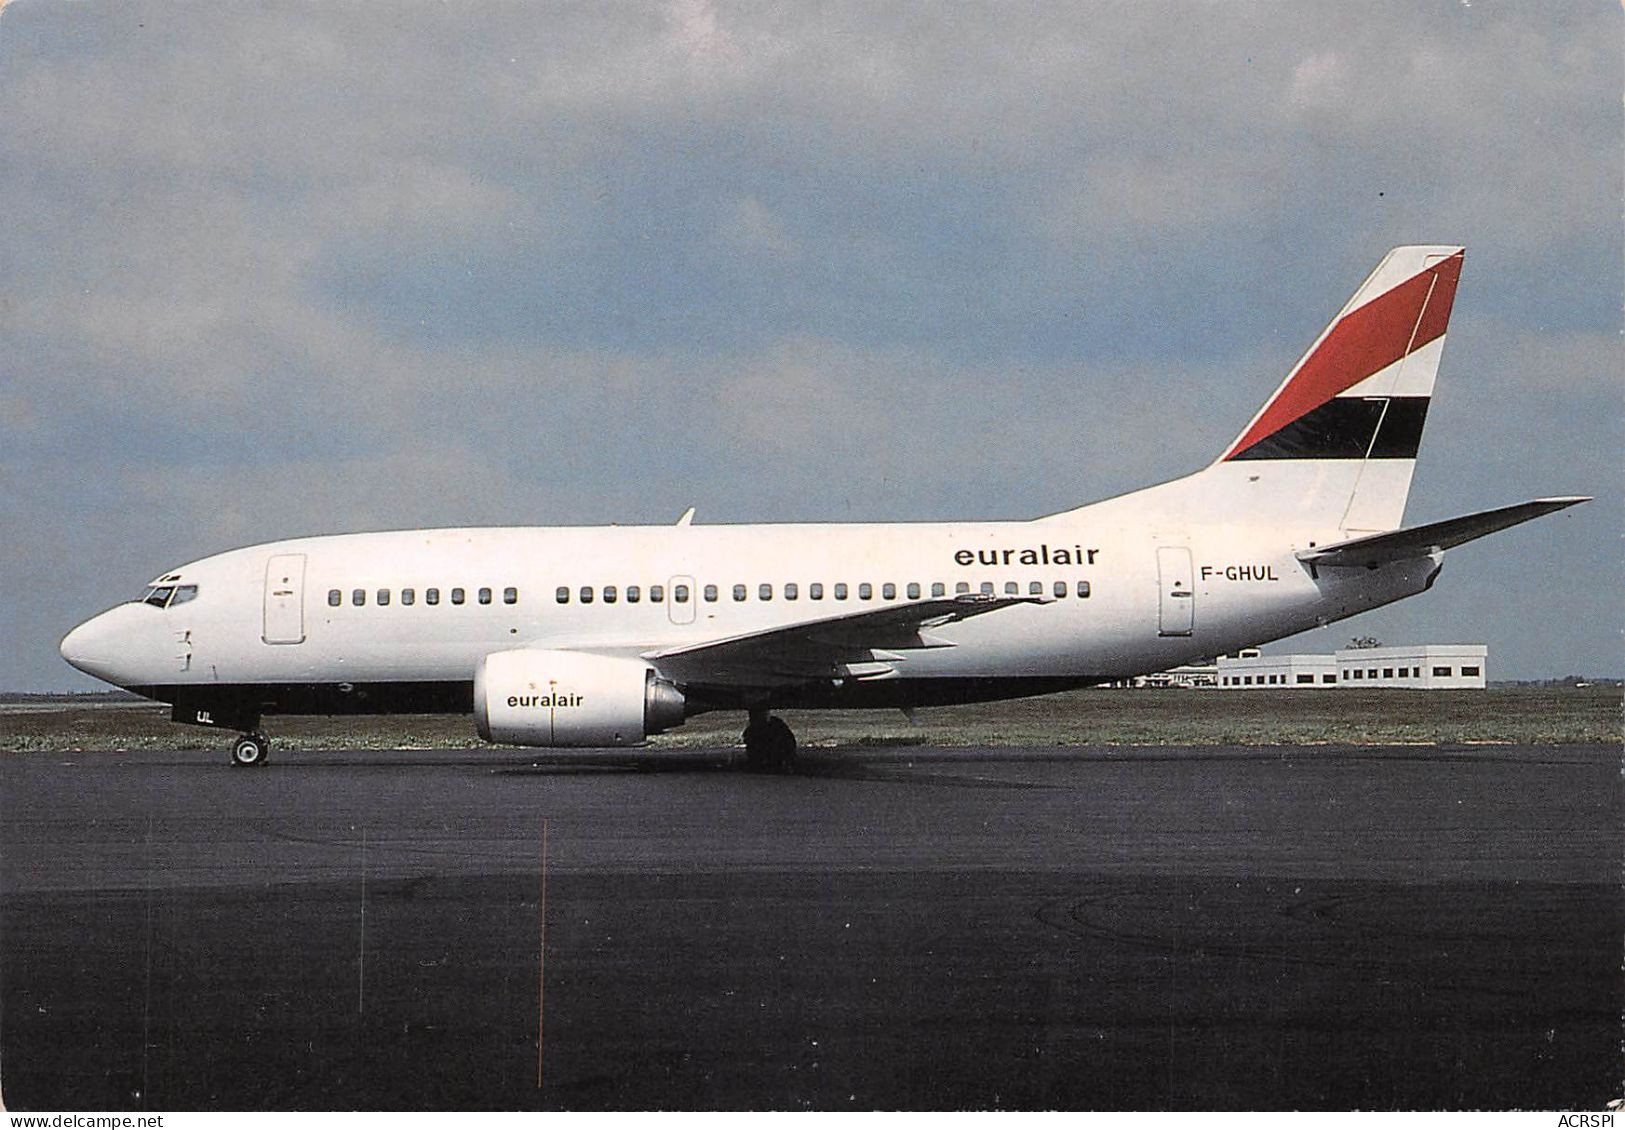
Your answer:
(1217, 645), (1487, 689)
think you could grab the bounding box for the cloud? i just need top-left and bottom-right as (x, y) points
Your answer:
(1, 0), (1618, 687)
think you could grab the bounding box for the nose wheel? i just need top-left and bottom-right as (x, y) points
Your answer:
(743, 713), (797, 771)
(230, 732), (271, 768)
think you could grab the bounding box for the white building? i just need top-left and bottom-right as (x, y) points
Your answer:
(1217, 644), (1487, 689)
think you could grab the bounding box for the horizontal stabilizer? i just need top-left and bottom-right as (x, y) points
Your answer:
(1298, 497), (1590, 568)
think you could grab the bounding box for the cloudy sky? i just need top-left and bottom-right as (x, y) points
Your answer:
(1, 1), (1618, 690)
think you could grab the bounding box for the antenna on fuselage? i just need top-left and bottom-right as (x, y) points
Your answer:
(676, 507), (696, 527)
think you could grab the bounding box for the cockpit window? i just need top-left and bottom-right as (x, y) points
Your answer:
(140, 584), (199, 609)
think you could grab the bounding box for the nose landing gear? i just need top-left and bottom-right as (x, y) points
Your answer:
(230, 732), (271, 768)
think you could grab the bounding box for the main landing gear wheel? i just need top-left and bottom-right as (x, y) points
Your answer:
(743, 714), (797, 772)
(230, 732), (270, 768)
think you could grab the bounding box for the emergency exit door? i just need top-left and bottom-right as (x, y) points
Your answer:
(1157, 546), (1194, 637)
(263, 553), (307, 644)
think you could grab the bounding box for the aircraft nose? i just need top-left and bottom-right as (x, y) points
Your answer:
(60, 606), (143, 685)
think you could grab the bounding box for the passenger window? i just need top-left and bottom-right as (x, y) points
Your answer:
(627, 585), (641, 603)
(1076, 581), (1090, 598)
(906, 582), (920, 599)
(1053, 580), (1067, 598)
(170, 585), (198, 607)
(328, 589), (342, 607)
(955, 582), (969, 595)
(931, 582), (945, 597)
(1004, 581), (1018, 595)
(1029, 581), (1042, 595)
(858, 583), (873, 600)
(980, 581), (994, 595)
(759, 583), (772, 601)
(651, 584), (665, 602)
(882, 583), (896, 600)
(603, 586), (617, 604)
(810, 582), (824, 600)
(401, 588), (415, 606)
(834, 583), (848, 600)
(478, 587), (492, 605)
(426, 588), (440, 605)
(674, 584), (689, 603)
(734, 584), (747, 601)
(556, 586), (570, 604)
(785, 583), (798, 600)
(451, 588), (465, 605)
(378, 589), (391, 606)
(579, 587), (593, 604)
(353, 589), (366, 606)
(703, 584), (717, 602)
(504, 587), (518, 605)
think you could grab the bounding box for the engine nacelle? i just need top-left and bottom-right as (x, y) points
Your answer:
(474, 648), (686, 747)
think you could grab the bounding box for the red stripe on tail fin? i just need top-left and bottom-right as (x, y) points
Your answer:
(1222, 250), (1462, 461)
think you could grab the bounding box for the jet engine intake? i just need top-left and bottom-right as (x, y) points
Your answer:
(474, 648), (686, 746)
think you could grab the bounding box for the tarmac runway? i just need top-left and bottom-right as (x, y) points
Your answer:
(2, 743), (1619, 1110)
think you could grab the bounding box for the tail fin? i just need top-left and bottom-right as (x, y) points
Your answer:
(1042, 245), (1464, 533)
(1219, 244), (1464, 532)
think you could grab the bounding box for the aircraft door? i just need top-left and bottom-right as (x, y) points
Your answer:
(1157, 546), (1194, 637)
(263, 553), (308, 644)
(667, 575), (696, 625)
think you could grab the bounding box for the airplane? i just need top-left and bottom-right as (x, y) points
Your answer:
(59, 245), (1589, 769)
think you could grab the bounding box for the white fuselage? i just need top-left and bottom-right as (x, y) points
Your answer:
(60, 506), (1439, 713)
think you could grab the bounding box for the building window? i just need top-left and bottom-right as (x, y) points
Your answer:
(556, 587), (570, 604)
(1433, 666), (1451, 677)
(603, 586), (617, 604)
(1353, 669), (1363, 679)
(733, 584), (747, 602)
(1342, 670), (1350, 680)
(402, 588), (416, 606)
(426, 588), (440, 605)
(703, 584), (717, 602)
(328, 589), (342, 607)
(809, 582), (824, 600)
(504, 587), (517, 605)
(1322, 674), (1336, 684)
(1297, 674), (1314, 684)
(377, 589), (391, 606)
(759, 583), (773, 601)
(1367, 668), (1377, 678)
(1382, 668), (1393, 679)
(785, 583), (799, 600)
(1461, 666), (1480, 677)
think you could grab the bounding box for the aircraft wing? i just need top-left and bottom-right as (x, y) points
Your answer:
(1298, 496), (1590, 569)
(643, 593), (1044, 686)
